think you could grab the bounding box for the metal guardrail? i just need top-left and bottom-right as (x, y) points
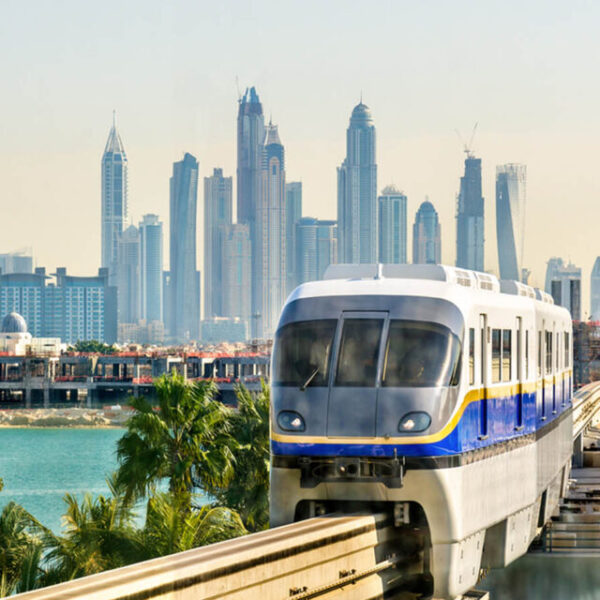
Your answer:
(7, 513), (427, 600)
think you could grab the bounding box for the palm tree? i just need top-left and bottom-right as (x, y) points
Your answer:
(116, 373), (235, 504)
(213, 382), (270, 531)
(141, 492), (247, 559)
(43, 475), (141, 581)
(0, 502), (44, 596)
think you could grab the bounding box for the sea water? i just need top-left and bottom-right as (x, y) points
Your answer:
(0, 428), (128, 533)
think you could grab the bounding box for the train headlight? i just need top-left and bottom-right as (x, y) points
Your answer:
(398, 411), (431, 433)
(277, 411), (306, 432)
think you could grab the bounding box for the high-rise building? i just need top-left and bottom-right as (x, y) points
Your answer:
(258, 122), (286, 339)
(285, 182), (302, 295)
(378, 185), (407, 264)
(337, 102), (377, 264)
(222, 224), (251, 327)
(545, 257), (581, 318)
(496, 164), (527, 281)
(117, 225), (141, 325)
(456, 156), (484, 271)
(0, 252), (33, 274)
(0, 267), (117, 344)
(591, 258), (600, 320)
(168, 153), (200, 342)
(295, 218), (338, 286)
(413, 199), (441, 265)
(139, 214), (163, 324)
(204, 168), (232, 319)
(101, 114), (128, 285)
(237, 87), (265, 335)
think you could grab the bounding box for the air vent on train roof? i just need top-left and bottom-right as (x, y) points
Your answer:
(322, 264), (500, 291)
(500, 280), (537, 298)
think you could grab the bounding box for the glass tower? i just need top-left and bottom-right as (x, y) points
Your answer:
(237, 87), (265, 336)
(337, 102), (377, 264)
(496, 164), (527, 281)
(413, 199), (441, 265)
(117, 225), (141, 325)
(258, 122), (286, 339)
(204, 168), (232, 319)
(139, 214), (163, 324)
(285, 182), (302, 295)
(169, 153), (200, 342)
(378, 185), (407, 264)
(101, 114), (128, 285)
(456, 156), (484, 271)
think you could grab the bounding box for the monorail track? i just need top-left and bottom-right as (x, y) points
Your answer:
(8, 512), (430, 600)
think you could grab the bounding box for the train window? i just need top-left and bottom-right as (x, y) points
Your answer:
(565, 332), (570, 368)
(537, 331), (542, 376)
(272, 319), (337, 387)
(556, 332), (560, 371)
(502, 330), (512, 381)
(492, 329), (501, 383)
(525, 330), (529, 378)
(545, 331), (553, 373)
(469, 328), (475, 385)
(335, 319), (383, 387)
(381, 320), (461, 388)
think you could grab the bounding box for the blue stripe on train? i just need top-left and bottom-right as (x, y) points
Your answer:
(271, 386), (572, 458)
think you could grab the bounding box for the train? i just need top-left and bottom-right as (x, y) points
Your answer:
(269, 264), (573, 599)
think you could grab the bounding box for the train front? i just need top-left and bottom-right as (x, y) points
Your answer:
(269, 277), (466, 527)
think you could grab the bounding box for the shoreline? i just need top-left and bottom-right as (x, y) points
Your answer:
(0, 407), (131, 428)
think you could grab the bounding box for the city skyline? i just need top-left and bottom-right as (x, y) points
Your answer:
(4, 0), (600, 315)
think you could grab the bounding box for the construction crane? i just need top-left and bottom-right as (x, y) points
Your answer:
(455, 122), (478, 158)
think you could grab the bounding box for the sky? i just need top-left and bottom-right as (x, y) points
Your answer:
(1, 0), (600, 313)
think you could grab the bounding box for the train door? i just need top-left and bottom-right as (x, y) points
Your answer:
(515, 317), (524, 430)
(326, 311), (388, 437)
(479, 314), (489, 439)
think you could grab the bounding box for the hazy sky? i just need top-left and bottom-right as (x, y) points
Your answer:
(2, 0), (600, 312)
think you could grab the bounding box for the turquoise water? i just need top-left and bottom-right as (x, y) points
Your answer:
(0, 428), (125, 533)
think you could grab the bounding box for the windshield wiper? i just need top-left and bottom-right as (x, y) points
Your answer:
(300, 368), (319, 391)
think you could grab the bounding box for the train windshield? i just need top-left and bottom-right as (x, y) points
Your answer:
(273, 319), (337, 387)
(381, 320), (461, 387)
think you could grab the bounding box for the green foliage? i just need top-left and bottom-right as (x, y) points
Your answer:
(141, 492), (247, 559)
(213, 382), (270, 531)
(116, 373), (235, 504)
(0, 375), (272, 591)
(68, 340), (118, 354)
(42, 475), (141, 581)
(0, 502), (45, 596)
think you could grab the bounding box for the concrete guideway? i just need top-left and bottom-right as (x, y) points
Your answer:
(6, 513), (429, 600)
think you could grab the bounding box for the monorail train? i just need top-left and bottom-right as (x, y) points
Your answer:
(270, 264), (573, 599)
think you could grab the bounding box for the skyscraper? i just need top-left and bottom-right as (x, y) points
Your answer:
(496, 164), (527, 281)
(456, 156), (484, 271)
(222, 224), (251, 326)
(337, 102), (377, 264)
(544, 258), (581, 318)
(101, 114), (128, 285)
(378, 185), (407, 264)
(295, 218), (338, 286)
(204, 168), (232, 319)
(591, 258), (600, 320)
(237, 87), (265, 334)
(139, 214), (163, 324)
(285, 182), (302, 295)
(0, 252), (33, 274)
(413, 199), (441, 265)
(168, 153), (200, 342)
(117, 225), (141, 325)
(258, 122), (286, 339)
